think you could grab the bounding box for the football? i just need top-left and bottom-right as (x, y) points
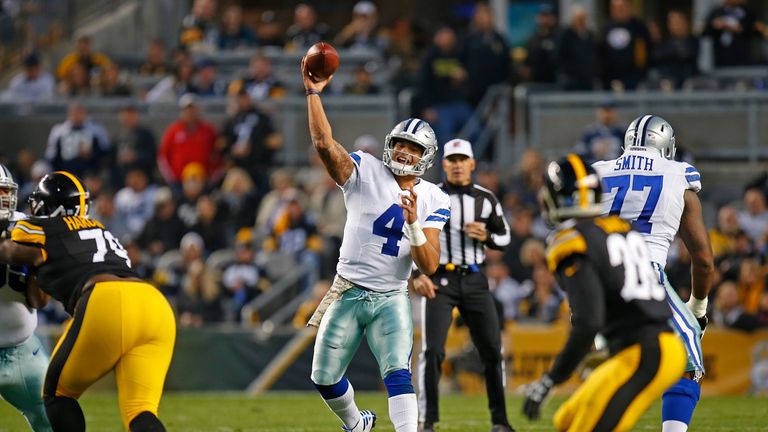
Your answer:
(305, 42), (339, 81)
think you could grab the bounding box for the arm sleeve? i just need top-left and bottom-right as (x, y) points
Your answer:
(339, 151), (363, 192)
(423, 190), (451, 230)
(682, 163), (701, 193)
(548, 254), (606, 385)
(485, 196), (510, 250)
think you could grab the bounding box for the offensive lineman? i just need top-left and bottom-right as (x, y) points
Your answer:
(0, 171), (176, 432)
(0, 164), (52, 431)
(522, 154), (686, 431)
(593, 115), (714, 432)
(302, 56), (450, 431)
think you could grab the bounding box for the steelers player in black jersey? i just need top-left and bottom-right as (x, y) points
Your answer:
(0, 171), (175, 432)
(521, 154), (686, 432)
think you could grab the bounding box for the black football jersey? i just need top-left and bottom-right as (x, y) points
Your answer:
(546, 216), (672, 349)
(11, 216), (136, 314)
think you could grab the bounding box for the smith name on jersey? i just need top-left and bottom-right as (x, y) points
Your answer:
(593, 147), (701, 266)
(337, 151), (450, 292)
(11, 215), (136, 314)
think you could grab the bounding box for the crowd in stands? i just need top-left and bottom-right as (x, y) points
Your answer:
(1, 0), (768, 332)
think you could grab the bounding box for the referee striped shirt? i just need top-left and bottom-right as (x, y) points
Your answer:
(438, 182), (511, 266)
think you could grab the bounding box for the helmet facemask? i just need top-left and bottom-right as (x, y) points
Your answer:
(383, 118), (437, 176)
(0, 166), (18, 221)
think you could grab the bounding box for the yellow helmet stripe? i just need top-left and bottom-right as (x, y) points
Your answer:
(566, 153), (589, 208)
(55, 171), (86, 217)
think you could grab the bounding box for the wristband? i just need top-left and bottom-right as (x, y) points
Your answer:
(407, 220), (427, 247)
(306, 88), (320, 96)
(686, 296), (708, 318)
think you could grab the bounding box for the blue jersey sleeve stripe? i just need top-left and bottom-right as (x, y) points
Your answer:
(685, 166), (697, 173)
(349, 152), (361, 166)
(686, 175), (700, 182)
(425, 215), (448, 223)
(432, 208), (451, 216)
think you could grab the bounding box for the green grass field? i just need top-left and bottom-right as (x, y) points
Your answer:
(1, 392), (766, 431)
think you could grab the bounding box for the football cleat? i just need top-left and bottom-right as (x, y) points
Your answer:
(342, 410), (377, 431)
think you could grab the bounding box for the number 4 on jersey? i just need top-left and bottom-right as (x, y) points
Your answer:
(79, 228), (132, 267)
(373, 204), (405, 256)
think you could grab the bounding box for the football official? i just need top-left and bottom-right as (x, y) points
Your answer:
(413, 139), (514, 432)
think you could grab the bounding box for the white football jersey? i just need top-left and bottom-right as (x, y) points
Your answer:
(593, 147), (701, 266)
(337, 151), (450, 292)
(0, 211), (37, 347)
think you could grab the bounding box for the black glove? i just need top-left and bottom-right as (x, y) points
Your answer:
(523, 374), (554, 420)
(696, 315), (708, 335)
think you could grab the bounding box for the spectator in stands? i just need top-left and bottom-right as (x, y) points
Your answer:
(343, 65), (380, 95)
(653, 10), (699, 89)
(704, 0), (760, 67)
(284, 3), (329, 52)
(91, 189), (131, 242)
(575, 99), (624, 163)
(217, 4), (256, 50)
(227, 54), (286, 101)
(255, 169), (303, 233)
(56, 35), (112, 80)
(464, 2), (511, 107)
(220, 167), (261, 230)
(178, 0), (219, 51)
(125, 240), (154, 280)
(293, 279), (331, 329)
(710, 205), (742, 259)
(136, 186), (186, 257)
(18, 159), (51, 203)
(711, 279), (763, 331)
(221, 228), (264, 322)
(334, 1), (388, 52)
(177, 162), (208, 228)
(114, 166), (158, 241)
(218, 88), (282, 190)
(600, 0), (652, 90)
(488, 257), (532, 321)
(502, 208), (536, 283)
(157, 93), (219, 185)
(192, 194), (230, 252)
(194, 58), (226, 97)
(416, 25), (472, 147)
(145, 60), (199, 103)
(308, 171), (346, 277)
(255, 10), (284, 48)
(505, 149), (545, 209)
(45, 102), (110, 178)
(556, 5), (598, 91)
(523, 4), (559, 85)
(57, 60), (93, 98)
(739, 187), (768, 248)
(519, 263), (565, 323)
(139, 38), (171, 76)
(177, 231), (223, 326)
(113, 104), (157, 184)
(97, 63), (132, 97)
(738, 258), (765, 313)
(386, 15), (429, 92)
(3, 52), (54, 101)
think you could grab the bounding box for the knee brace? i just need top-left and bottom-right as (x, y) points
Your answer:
(383, 369), (414, 397)
(44, 395), (85, 432)
(129, 411), (166, 432)
(662, 378), (701, 425)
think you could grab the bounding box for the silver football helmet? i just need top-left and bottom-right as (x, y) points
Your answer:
(0, 163), (18, 221)
(624, 115), (676, 160)
(383, 118), (437, 176)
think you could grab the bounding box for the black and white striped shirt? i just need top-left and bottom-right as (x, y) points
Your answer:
(438, 182), (511, 266)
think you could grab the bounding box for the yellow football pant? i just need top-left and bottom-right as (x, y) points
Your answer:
(553, 331), (686, 432)
(45, 281), (176, 428)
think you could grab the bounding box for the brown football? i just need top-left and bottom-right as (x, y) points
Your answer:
(305, 42), (339, 81)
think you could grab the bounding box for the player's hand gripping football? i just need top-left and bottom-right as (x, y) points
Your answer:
(400, 186), (418, 224)
(522, 374), (554, 420)
(413, 274), (438, 299)
(301, 56), (332, 93)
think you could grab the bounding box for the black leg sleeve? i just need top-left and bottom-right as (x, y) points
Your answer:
(130, 411), (166, 432)
(44, 396), (85, 432)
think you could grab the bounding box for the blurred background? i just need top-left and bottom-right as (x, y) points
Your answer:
(1, 0), (768, 397)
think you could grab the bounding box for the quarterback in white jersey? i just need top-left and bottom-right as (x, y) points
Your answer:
(593, 115), (714, 432)
(0, 164), (52, 431)
(302, 57), (449, 432)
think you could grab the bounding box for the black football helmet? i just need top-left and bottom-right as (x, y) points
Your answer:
(28, 171), (90, 218)
(540, 154), (603, 225)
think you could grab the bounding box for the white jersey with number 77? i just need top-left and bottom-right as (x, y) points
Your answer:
(593, 146), (701, 267)
(336, 151), (451, 292)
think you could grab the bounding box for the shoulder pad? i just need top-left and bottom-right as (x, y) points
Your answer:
(546, 228), (587, 272)
(11, 219), (46, 247)
(593, 216), (631, 235)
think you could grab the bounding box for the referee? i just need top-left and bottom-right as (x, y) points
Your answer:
(414, 139), (514, 432)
